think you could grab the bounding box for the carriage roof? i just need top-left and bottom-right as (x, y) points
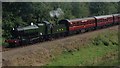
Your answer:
(94, 15), (113, 19)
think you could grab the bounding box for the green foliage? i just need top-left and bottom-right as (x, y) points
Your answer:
(89, 2), (119, 16)
(92, 35), (110, 46)
(71, 3), (90, 18)
(92, 36), (102, 45)
(92, 30), (118, 47)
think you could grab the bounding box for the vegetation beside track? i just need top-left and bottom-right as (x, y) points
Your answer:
(46, 29), (119, 66)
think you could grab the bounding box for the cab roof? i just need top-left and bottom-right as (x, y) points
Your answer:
(17, 25), (39, 31)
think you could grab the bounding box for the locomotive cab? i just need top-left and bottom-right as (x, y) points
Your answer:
(41, 21), (52, 35)
(58, 19), (70, 31)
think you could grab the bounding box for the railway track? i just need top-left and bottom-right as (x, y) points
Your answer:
(2, 25), (119, 52)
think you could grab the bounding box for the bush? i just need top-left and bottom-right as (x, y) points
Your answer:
(93, 35), (110, 46)
(92, 36), (102, 46)
(102, 40), (109, 46)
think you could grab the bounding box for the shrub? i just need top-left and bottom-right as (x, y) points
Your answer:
(102, 40), (109, 46)
(92, 36), (102, 46)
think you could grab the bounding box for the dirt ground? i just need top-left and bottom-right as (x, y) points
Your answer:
(2, 25), (119, 66)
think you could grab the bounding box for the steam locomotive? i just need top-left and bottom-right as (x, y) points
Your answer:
(5, 14), (120, 46)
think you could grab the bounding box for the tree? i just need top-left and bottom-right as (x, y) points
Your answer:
(71, 2), (90, 18)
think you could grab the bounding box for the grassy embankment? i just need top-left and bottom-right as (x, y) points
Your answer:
(46, 29), (119, 66)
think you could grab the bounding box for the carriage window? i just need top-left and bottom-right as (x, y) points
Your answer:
(73, 22), (76, 26)
(73, 22), (77, 26)
(88, 20), (91, 24)
(79, 22), (82, 25)
(91, 20), (93, 24)
(76, 22), (78, 26)
(101, 19), (103, 22)
(82, 22), (85, 25)
(89, 20), (91, 23)
(77, 22), (79, 25)
(98, 19), (102, 23)
(72, 22), (75, 26)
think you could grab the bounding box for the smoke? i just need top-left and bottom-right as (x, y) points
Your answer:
(49, 8), (64, 18)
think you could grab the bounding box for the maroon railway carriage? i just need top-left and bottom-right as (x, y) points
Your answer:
(94, 15), (114, 27)
(113, 14), (120, 24)
(59, 17), (96, 33)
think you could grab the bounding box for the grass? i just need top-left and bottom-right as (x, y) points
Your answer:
(97, 58), (119, 66)
(46, 30), (119, 66)
(47, 45), (118, 66)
